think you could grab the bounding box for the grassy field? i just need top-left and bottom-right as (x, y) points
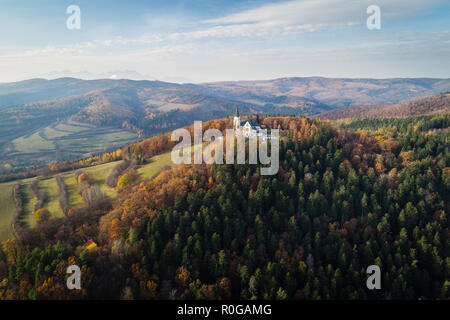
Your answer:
(2, 120), (138, 169)
(0, 176), (42, 237)
(59, 161), (120, 210)
(75, 161), (119, 200)
(0, 149), (177, 241)
(61, 174), (84, 209)
(0, 181), (17, 241)
(13, 132), (55, 154)
(37, 177), (65, 220)
(138, 152), (173, 180)
(137, 144), (205, 180)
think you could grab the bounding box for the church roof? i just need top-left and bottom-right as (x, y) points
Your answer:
(234, 106), (240, 117)
(240, 119), (260, 127)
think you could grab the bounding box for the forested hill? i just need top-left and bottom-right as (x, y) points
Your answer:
(319, 93), (450, 120)
(0, 115), (448, 300)
(1, 77), (448, 170)
(192, 77), (450, 108)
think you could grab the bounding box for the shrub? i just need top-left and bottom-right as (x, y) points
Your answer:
(56, 175), (69, 215)
(106, 160), (133, 188)
(81, 185), (106, 207)
(30, 180), (46, 212)
(78, 172), (89, 185)
(116, 172), (136, 191)
(34, 208), (50, 222)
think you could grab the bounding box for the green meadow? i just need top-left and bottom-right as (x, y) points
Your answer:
(0, 150), (176, 241)
(2, 120), (138, 169)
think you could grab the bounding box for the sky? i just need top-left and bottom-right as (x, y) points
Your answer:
(0, 0), (449, 83)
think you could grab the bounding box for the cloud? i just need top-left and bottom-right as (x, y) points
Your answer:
(5, 0), (444, 56)
(44, 0), (442, 47)
(0, 0), (448, 82)
(201, 0), (446, 37)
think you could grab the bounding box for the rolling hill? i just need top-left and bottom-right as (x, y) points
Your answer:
(318, 93), (450, 120)
(193, 77), (450, 108)
(0, 77), (449, 169)
(0, 78), (118, 109)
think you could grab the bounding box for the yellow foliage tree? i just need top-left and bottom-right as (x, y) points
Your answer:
(1, 239), (19, 264)
(147, 280), (158, 298)
(34, 208), (51, 221)
(175, 266), (190, 288)
(117, 173), (135, 190)
(109, 218), (123, 240)
(78, 172), (89, 184)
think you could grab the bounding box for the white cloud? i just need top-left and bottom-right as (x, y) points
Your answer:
(4, 0), (444, 57)
(201, 0), (446, 38)
(37, 0), (442, 48)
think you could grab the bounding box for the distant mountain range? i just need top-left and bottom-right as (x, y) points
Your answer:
(190, 77), (450, 108)
(318, 93), (450, 120)
(0, 78), (119, 108)
(0, 76), (448, 168)
(1, 76), (449, 124)
(34, 70), (194, 84)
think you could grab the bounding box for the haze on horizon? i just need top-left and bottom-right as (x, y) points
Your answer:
(0, 0), (449, 83)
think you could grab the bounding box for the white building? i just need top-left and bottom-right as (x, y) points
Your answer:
(233, 106), (274, 140)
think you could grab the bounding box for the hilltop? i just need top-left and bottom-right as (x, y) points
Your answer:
(318, 93), (450, 120)
(191, 77), (450, 108)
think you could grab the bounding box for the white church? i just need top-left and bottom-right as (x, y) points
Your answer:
(233, 106), (272, 139)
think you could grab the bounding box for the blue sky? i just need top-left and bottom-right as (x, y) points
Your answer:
(0, 0), (449, 82)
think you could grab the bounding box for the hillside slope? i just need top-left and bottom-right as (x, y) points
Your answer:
(0, 115), (448, 300)
(0, 147), (176, 241)
(319, 93), (450, 120)
(194, 77), (450, 108)
(0, 78), (119, 109)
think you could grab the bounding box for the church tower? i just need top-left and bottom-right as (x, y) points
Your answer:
(233, 105), (240, 131)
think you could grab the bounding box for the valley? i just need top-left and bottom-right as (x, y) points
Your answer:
(1, 120), (138, 169)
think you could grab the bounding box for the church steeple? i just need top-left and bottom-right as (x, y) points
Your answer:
(233, 105), (240, 131)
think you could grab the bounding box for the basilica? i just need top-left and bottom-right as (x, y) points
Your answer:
(233, 106), (266, 138)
